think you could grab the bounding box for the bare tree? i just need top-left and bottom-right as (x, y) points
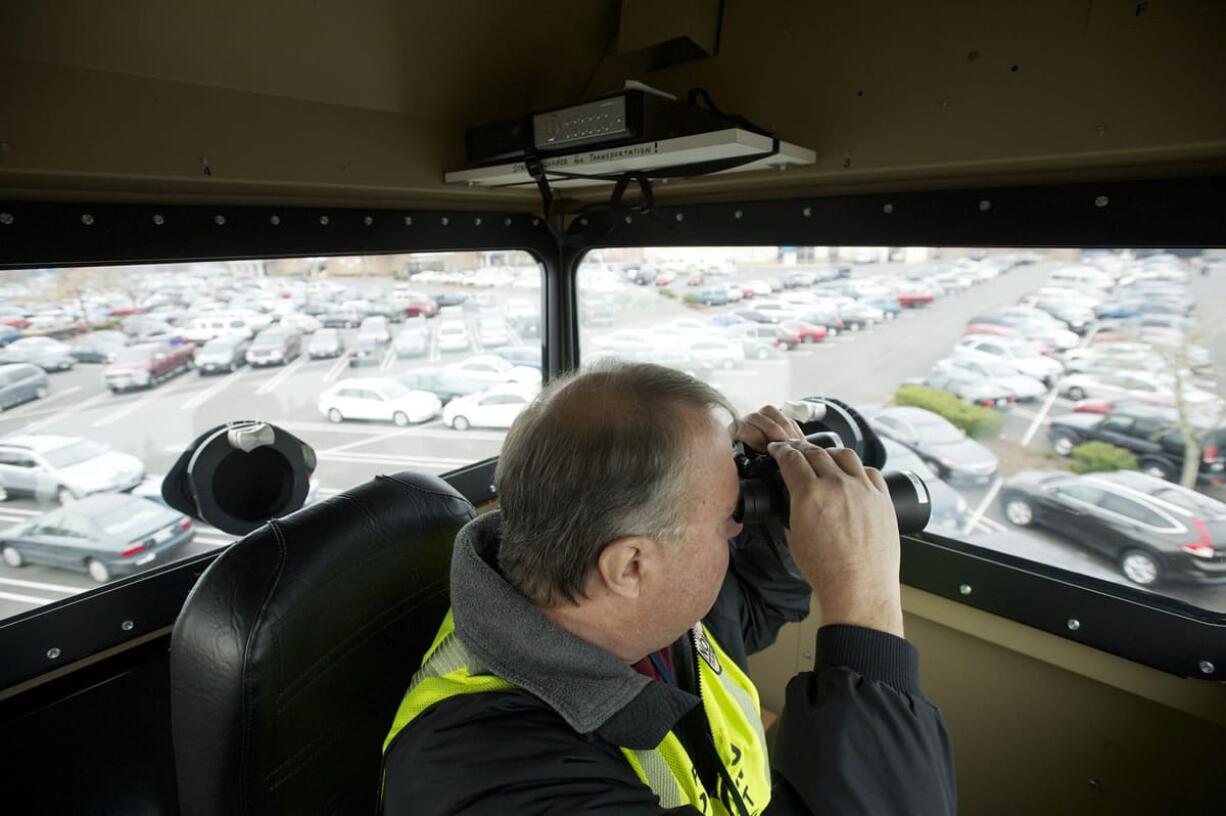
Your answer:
(1159, 329), (1225, 489)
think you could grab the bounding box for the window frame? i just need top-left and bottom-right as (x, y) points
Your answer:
(0, 178), (1223, 692)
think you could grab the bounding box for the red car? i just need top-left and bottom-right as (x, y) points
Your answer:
(774, 325), (803, 348)
(1, 317), (31, 330)
(103, 340), (196, 392)
(402, 297), (439, 318)
(780, 320), (829, 343)
(895, 289), (934, 307)
(107, 306), (147, 317)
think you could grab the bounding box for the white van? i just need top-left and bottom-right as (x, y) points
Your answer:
(182, 315), (257, 344)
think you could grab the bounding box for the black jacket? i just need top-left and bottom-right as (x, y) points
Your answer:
(382, 514), (957, 815)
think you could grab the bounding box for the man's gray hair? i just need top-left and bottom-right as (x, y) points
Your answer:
(495, 361), (739, 607)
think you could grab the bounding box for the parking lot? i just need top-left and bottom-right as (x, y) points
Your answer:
(1, 252), (1223, 617)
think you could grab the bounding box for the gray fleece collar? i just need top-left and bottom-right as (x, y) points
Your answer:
(449, 511), (700, 749)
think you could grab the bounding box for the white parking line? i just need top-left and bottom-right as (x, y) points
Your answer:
(0, 590), (52, 605)
(11, 390), (111, 434)
(0, 575), (82, 594)
(280, 420), (506, 441)
(255, 355), (308, 395)
(962, 476), (1003, 536)
(975, 516), (1006, 533)
(323, 355), (348, 383)
(318, 452), (473, 469)
(182, 366), (253, 410)
(0, 506), (42, 516)
(1020, 387), (1061, 447)
(91, 374), (198, 428)
(319, 429), (408, 455)
(379, 348), (396, 371)
(0, 385), (82, 417)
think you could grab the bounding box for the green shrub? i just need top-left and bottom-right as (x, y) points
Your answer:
(658, 288), (676, 299)
(1069, 441), (1139, 474)
(893, 385), (1003, 439)
(681, 293), (701, 305)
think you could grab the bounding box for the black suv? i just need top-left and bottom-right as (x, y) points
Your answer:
(1047, 405), (1226, 485)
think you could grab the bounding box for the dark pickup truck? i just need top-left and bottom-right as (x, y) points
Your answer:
(1047, 408), (1226, 485)
(103, 341), (196, 392)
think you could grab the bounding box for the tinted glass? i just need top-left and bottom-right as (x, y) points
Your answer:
(0, 252), (541, 623)
(577, 246), (1225, 614)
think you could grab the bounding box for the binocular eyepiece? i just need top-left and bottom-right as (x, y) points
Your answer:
(733, 399), (932, 534)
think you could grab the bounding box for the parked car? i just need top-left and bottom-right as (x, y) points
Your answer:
(347, 335), (388, 367)
(195, 336), (251, 374)
(868, 406), (999, 485)
(104, 341), (195, 391)
(1057, 370), (1218, 407)
(69, 331), (129, 364)
(393, 323), (430, 358)
(182, 315), (257, 343)
(246, 328), (303, 367)
(440, 355), (540, 391)
(0, 493), (192, 583)
(0, 435), (144, 504)
(493, 345), (542, 370)
(321, 308), (362, 329)
(1047, 408), (1226, 484)
(399, 296), (440, 318)
(317, 378), (442, 425)
(276, 313), (322, 334)
(880, 437), (968, 532)
(943, 350), (1048, 401)
(955, 336), (1063, 384)
(0, 325), (23, 346)
(678, 337), (746, 369)
(442, 383), (539, 431)
(478, 317), (511, 348)
(723, 323), (799, 357)
(920, 366), (1016, 409)
(0, 337), (76, 372)
(0, 363), (49, 410)
(778, 320), (829, 344)
(999, 470), (1226, 587)
(436, 320), (471, 352)
(307, 328), (345, 359)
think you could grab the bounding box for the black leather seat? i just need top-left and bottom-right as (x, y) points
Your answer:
(170, 471), (475, 816)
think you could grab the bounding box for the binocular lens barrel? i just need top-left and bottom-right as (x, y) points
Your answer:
(735, 470), (931, 534)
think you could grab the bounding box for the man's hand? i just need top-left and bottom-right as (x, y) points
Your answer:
(767, 439), (904, 638)
(733, 405), (806, 452)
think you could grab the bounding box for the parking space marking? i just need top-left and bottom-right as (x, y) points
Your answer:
(0, 385), (82, 418)
(379, 348), (396, 371)
(0, 589), (52, 605)
(1020, 387), (1061, 447)
(8, 390), (111, 434)
(281, 419), (506, 441)
(0, 575), (81, 594)
(91, 374), (199, 428)
(974, 516), (1007, 533)
(318, 451), (473, 469)
(255, 355), (308, 395)
(182, 366), (253, 410)
(962, 476), (1003, 536)
(323, 355), (348, 383)
(319, 429), (409, 455)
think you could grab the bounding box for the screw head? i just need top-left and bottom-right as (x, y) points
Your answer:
(0, 212), (12, 225)
(319, 215), (330, 226)
(1200, 660), (1215, 675)
(440, 216), (449, 226)
(532, 218), (540, 226)
(579, 217), (589, 226)
(802, 207), (812, 217)
(152, 214), (165, 226)
(80, 213), (94, 226)
(363, 216), (373, 226)
(734, 210), (743, 220)
(1067, 618), (1081, 631)
(624, 215), (633, 224)
(959, 584), (972, 596)
(978, 200), (992, 212)
(213, 214), (226, 226)
(1094, 195), (1110, 208)
(121, 620), (134, 632)
(883, 203), (895, 214)
(474, 217), (482, 226)
(47, 647), (62, 660)
(270, 215), (281, 226)
(403, 216), (413, 226)
(504, 217), (512, 226)
(675, 213), (684, 222)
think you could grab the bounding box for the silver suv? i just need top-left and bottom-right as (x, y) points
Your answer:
(0, 435), (145, 505)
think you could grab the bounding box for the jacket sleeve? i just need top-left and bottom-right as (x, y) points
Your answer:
(705, 520), (813, 670)
(769, 625), (958, 815)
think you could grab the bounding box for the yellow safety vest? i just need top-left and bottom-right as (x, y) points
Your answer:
(383, 610), (772, 815)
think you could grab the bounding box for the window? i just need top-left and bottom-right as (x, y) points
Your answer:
(576, 246), (1225, 616)
(0, 251), (542, 623)
(1099, 416), (1135, 434)
(1099, 494), (1169, 528)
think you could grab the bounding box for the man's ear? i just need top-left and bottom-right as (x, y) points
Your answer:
(595, 536), (657, 599)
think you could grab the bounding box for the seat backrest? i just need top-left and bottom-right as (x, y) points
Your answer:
(170, 471), (474, 816)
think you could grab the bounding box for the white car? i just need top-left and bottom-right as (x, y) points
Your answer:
(1058, 371), (1219, 407)
(942, 351), (1047, 401)
(443, 383), (539, 431)
(477, 317), (510, 348)
(443, 355), (540, 387)
(393, 323), (429, 358)
(436, 320), (471, 352)
(277, 313), (322, 334)
(318, 378), (441, 426)
(956, 336), (1063, 384)
(0, 435), (145, 504)
(680, 336), (746, 369)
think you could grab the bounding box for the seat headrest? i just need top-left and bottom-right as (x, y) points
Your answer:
(170, 470), (475, 816)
